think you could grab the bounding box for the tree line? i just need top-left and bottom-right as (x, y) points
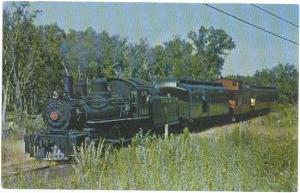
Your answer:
(227, 63), (298, 104)
(3, 2), (298, 124)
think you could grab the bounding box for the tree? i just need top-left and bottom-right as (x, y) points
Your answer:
(3, 8), (13, 127)
(128, 39), (150, 80)
(188, 26), (236, 79)
(164, 37), (193, 79)
(33, 24), (65, 111)
(3, 2), (41, 120)
(62, 29), (131, 81)
(110, 35), (129, 78)
(58, 26), (235, 82)
(273, 64), (298, 103)
(3, 2), (66, 118)
(148, 45), (167, 80)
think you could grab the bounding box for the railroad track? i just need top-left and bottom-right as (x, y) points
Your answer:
(2, 160), (69, 178)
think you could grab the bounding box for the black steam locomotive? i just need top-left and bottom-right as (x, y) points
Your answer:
(24, 75), (277, 160)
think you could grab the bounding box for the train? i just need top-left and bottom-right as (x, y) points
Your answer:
(24, 75), (278, 160)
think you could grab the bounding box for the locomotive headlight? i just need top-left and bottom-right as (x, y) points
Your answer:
(50, 111), (58, 121)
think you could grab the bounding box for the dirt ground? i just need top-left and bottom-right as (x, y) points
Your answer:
(1, 134), (56, 177)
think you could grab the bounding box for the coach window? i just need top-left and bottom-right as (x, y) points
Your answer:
(139, 90), (149, 115)
(130, 90), (137, 104)
(130, 89), (138, 114)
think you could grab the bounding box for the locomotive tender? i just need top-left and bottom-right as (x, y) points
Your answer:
(24, 75), (277, 160)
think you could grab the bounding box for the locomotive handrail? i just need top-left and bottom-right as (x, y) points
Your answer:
(86, 116), (149, 124)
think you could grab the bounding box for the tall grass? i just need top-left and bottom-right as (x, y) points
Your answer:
(73, 105), (297, 191)
(2, 105), (297, 190)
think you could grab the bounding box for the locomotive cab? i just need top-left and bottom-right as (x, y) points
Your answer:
(109, 78), (153, 118)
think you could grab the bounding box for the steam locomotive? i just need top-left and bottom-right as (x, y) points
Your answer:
(24, 75), (277, 160)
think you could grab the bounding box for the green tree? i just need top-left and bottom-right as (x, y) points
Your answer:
(254, 63), (298, 103)
(33, 24), (65, 111)
(147, 45), (168, 81)
(62, 29), (131, 81)
(188, 26), (236, 79)
(273, 64), (298, 103)
(164, 37), (193, 79)
(3, 2), (66, 118)
(128, 39), (150, 80)
(3, 2), (41, 119)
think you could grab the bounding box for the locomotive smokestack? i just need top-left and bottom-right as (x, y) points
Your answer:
(64, 75), (73, 98)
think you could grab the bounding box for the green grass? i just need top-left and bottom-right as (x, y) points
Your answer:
(2, 104), (297, 190)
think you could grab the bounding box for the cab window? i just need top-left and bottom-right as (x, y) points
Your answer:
(130, 89), (137, 104)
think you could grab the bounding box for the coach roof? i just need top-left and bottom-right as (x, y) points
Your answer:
(156, 79), (225, 91)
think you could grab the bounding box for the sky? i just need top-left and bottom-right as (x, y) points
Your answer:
(5, 2), (299, 76)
